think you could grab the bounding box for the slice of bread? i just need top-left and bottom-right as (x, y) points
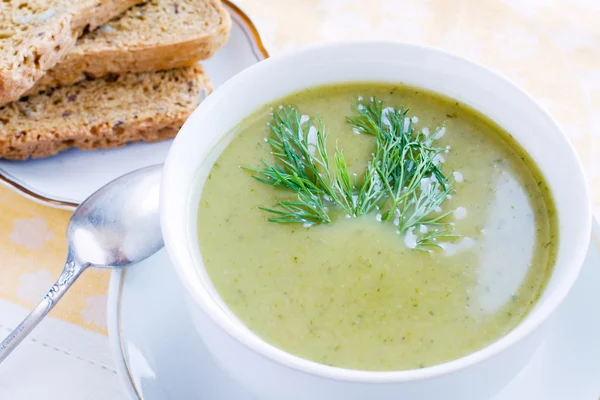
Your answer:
(0, 0), (143, 105)
(27, 0), (232, 95)
(0, 66), (211, 160)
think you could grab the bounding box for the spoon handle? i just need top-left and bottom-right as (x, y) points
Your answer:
(0, 258), (87, 363)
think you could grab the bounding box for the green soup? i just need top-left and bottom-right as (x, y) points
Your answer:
(197, 83), (557, 371)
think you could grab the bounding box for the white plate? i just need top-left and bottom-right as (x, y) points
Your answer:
(0, 0), (268, 209)
(107, 221), (600, 400)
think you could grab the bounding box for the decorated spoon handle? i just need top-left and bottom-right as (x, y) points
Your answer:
(0, 257), (87, 363)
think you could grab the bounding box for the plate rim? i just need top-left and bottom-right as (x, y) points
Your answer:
(108, 221), (600, 399)
(0, 0), (269, 211)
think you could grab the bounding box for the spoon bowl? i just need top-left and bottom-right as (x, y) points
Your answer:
(68, 165), (163, 267)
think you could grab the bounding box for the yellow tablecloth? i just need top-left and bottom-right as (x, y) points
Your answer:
(0, 0), (598, 387)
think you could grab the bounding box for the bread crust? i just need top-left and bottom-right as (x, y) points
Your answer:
(0, 66), (211, 160)
(27, 0), (231, 95)
(0, 0), (143, 105)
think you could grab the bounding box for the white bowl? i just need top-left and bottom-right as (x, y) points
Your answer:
(160, 42), (591, 400)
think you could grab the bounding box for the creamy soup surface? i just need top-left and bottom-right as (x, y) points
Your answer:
(197, 83), (557, 371)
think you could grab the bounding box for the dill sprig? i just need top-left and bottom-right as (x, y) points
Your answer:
(347, 101), (455, 230)
(243, 106), (384, 224)
(244, 99), (458, 249)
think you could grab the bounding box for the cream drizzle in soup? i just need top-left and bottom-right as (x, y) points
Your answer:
(197, 83), (557, 371)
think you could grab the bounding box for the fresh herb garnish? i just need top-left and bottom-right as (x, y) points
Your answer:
(243, 99), (458, 249)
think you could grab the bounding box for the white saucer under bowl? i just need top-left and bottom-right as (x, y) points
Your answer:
(0, 0), (268, 209)
(107, 220), (600, 400)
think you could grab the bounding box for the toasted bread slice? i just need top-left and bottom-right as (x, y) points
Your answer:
(27, 0), (231, 95)
(0, 66), (211, 160)
(0, 0), (143, 105)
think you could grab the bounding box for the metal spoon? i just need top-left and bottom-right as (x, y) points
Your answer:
(0, 164), (164, 363)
